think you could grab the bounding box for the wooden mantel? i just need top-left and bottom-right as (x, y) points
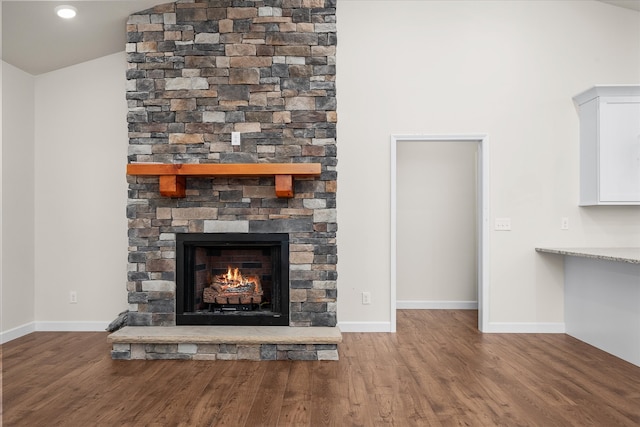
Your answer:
(126, 163), (322, 198)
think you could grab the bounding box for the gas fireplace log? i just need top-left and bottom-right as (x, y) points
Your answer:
(203, 275), (263, 305)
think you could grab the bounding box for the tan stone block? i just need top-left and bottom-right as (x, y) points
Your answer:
(202, 111), (225, 123)
(229, 57), (272, 68)
(296, 23), (314, 33)
(285, 96), (315, 111)
(311, 289), (332, 300)
(138, 23), (163, 32)
(193, 353), (217, 360)
(219, 100), (248, 108)
(312, 263), (336, 271)
(254, 16), (290, 23)
(279, 23), (297, 32)
(197, 344), (220, 354)
(188, 220), (204, 233)
(317, 350), (339, 361)
(257, 145), (275, 154)
(185, 56), (216, 68)
(227, 7), (257, 19)
(156, 207), (172, 220)
(169, 133), (204, 144)
(243, 186), (275, 198)
(302, 145), (325, 156)
(222, 33), (242, 44)
(249, 92), (268, 107)
(172, 207), (218, 220)
(291, 251), (315, 264)
(290, 289), (307, 303)
(182, 69), (201, 77)
(289, 65), (313, 77)
(274, 46), (310, 57)
(311, 45), (336, 57)
(137, 41), (157, 52)
(147, 259), (175, 272)
(164, 31), (182, 41)
(216, 353), (238, 360)
(234, 122), (261, 133)
(326, 111), (338, 122)
(229, 68), (260, 84)
(141, 280), (175, 292)
(170, 98), (196, 111)
(291, 244), (314, 252)
(273, 111), (291, 123)
(302, 0), (325, 7)
(195, 33), (220, 44)
(237, 345), (261, 360)
(226, 44), (257, 56)
(131, 344), (146, 360)
(219, 19), (234, 33)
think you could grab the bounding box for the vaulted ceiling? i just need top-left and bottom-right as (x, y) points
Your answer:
(2, 0), (639, 76)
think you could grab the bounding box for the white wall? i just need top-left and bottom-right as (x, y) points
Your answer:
(1, 61), (36, 340)
(34, 52), (129, 328)
(336, 0), (640, 331)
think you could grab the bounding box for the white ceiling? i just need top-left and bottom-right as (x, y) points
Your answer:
(2, 1), (163, 75)
(2, 0), (640, 76)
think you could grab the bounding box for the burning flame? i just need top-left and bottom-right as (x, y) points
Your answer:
(222, 266), (250, 287)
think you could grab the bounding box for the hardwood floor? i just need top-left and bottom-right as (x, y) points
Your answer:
(2, 310), (639, 426)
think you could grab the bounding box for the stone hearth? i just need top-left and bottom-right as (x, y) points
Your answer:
(109, 325), (341, 360)
(111, 0), (339, 360)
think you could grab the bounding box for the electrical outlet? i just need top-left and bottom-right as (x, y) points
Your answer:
(561, 217), (569, 230)
(69, 291), (78, 304)
(495, 218), (511, 231)
(231, 132), (241, 146)
(362, 292), (371, 305)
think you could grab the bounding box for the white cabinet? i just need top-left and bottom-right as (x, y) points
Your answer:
(573, 85), (640, 206)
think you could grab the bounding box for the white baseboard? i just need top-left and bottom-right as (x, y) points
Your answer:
(0, 322), (36, 344)
(397, 300), (478, 310)
(481, 322), (566, 333)
(337, 321), (392, 332)
(1, 321), (111, 344)
(35, 321), (110, 332)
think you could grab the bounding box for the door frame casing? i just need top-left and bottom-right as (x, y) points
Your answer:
(390, 134), (490, 332)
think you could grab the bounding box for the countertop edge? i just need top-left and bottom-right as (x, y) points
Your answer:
(535, 247), (640, 264)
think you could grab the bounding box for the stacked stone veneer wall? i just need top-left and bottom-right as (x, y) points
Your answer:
(112, 343), (339, 360)
(125, 0), (337, 330)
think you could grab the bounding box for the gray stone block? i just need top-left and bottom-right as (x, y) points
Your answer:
(249, 218), (313, 233)
(260, 344), (277, 360)
(287, 351), (317, 361)
(127, 312), (151, 326)
(111, 351), (131, 360)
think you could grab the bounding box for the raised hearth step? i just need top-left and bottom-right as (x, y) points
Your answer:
(108, 325), (342, 345)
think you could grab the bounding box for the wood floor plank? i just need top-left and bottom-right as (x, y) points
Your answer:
(276, 362), (312, 426)
(2, 310), (640, 426)
(207, 361), (268, 426)
(244, 361), (290, 426)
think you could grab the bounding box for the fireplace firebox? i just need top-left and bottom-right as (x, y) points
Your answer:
(176, 233), (289, 326)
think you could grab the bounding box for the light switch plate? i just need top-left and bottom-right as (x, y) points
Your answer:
(231, 132), (241, 146)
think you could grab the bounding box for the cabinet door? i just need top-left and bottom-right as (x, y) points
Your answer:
(599, 98), (640, 203)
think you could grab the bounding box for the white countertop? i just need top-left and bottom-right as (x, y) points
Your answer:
(535, 247), (640, 264)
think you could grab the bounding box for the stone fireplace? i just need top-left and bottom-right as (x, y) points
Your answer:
(109, 0), (340, 360)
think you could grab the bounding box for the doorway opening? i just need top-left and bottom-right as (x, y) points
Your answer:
(391, 135), (490, 332)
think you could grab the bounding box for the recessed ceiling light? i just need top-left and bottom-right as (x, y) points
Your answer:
(55, 5), (77, 19)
